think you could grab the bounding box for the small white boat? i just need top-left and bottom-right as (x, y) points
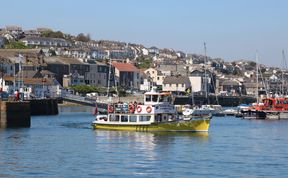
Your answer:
(182, 104), (223, 117)
(223, 108), (238, 116)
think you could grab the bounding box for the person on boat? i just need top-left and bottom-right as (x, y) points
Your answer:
(156, 114), (162, 122)
(15, 90), (20, 101)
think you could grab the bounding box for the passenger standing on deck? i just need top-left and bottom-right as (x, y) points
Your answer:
(15, 90), (20, 101)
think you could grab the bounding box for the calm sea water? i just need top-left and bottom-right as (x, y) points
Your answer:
(0, 106), (288, 178)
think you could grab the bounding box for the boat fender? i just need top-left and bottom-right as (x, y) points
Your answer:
(108, 105), (114, 113)
(146, 106), (152, 113)
(137, 106), (142, 113)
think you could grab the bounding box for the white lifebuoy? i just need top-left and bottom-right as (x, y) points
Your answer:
(137, 106), (142, 113)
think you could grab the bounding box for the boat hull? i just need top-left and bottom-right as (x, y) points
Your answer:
(92, 119), (211, 132)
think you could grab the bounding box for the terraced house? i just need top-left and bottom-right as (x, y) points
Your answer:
(21, 37), (71, 47)
(112, 62), (140, 89)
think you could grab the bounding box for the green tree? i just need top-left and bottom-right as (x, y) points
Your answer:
(5, 41), (30, 49)
(75, 33), (91, 42)
(136, 56), (153, 69)
(70, 85), (96, 94)
(41, 30), (64, 39)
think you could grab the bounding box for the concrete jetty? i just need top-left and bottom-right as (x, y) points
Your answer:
(0, 101), (30, 128)
(29, 99), (59, 116)
(0, 98), (59, 128)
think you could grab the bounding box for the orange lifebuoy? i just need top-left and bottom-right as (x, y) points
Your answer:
(129, 104), (135, 113)
(137, 106), (142, 113)
(146, 106), (152, 113)
(108, 105), (114, 113)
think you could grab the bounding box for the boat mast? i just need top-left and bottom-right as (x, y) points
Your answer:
(256, 51), (259, 103)
(281, 50), (286, 96)
(191, 85), (195, 106)
(107, 58), (112, 98)
(204, 42), (208, 100)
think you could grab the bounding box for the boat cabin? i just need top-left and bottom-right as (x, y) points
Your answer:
(144, 90), (172, 106)
(261, 98), (288, 111)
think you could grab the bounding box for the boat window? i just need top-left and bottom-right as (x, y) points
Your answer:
(109, 115), (120, 122)
(139, 116), (151, 122)
(146, 95), (151, 102)
(98, 116), (107, 121)
(159, 95), (164, 102)
(129, 116), (137, 122)
(152, 95), (158, 102)
(163, 96), (172, 103)
(121, 115), (128, 122)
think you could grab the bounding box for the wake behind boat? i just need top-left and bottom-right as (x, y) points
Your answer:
(92, 87), (211, 132)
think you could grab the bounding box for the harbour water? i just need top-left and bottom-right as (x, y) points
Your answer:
(0, 107), (288, 177)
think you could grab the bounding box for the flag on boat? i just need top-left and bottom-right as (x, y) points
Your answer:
(185, 87), (192, 94)
(93, 104), (98, 115)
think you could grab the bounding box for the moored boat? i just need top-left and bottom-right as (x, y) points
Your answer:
(241, 97), (288, 120)
(92, 87), (211, 132)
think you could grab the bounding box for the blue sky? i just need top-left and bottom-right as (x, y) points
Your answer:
(2, 0), (288, 67)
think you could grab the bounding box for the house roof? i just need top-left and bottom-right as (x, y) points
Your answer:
(221, 80), (241, 86)
(4, 76), (54, 85)
(40, 70), (55, 76)
(21, 37), (69, 43)
(243, 82), (265, 88)
(16, 70), (41, 78)
(163, 75), (190, 84)
(44, 56), (86, 65)
(112, 62), (139, 72)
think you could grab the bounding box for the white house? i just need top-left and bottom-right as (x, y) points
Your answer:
(90, 49), (109, 59)
(2, 76), (61, 99)
(148, 46), (160, 55)
(144, 68), (165, 86)
(141, 48), (149, 56)
(21, 37), (72, 47)
(188, 76), (202, 92)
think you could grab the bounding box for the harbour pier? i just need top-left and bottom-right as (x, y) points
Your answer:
(0, 99), (59, 128)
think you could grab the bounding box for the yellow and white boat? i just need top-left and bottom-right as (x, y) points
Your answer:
(92, 88), (211, 132)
